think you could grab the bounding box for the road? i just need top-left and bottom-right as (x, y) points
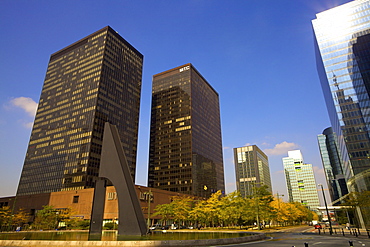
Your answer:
(214, 226), (370, 247)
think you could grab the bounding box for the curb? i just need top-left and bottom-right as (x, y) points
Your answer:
(0, 233), (266, 247)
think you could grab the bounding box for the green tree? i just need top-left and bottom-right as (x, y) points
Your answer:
(170, 196), (194, 226)
(249, 185), (274, 229)
(219, 191), (253, 228)
(342, 191), (370, 228)
(103, 222), (118, 230)
(152, 203), (173, 226)
(76, 220), (90, 230)
(203, 190), (223, 227)
(189, 200), (207, 226)
(32, 205), (59, 230)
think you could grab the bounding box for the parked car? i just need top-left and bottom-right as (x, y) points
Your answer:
(161, 224), (177, 230)
(314, 224), (322, 229)
(149, 224), (161, 230)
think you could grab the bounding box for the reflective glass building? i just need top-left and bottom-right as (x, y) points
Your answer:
(313, 0), (370, 192)
(233, 145), (272, 197)
(283, 150), (320, 212)
(17, 26), (143, 196)
(318, 127), (348, 204)
(147, 64), (225, 198)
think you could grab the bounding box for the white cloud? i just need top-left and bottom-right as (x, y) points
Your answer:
(10, 97), (38, 117)
(263, 141), (299, 156)
(5, 97), (38, 129)
(23, 121), (34, 129)
(274, 169), (285, 174)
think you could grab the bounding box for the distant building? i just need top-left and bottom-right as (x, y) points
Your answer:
(17, 26), (143, 196)
(147, 63), (225, 198)
(233, 145), (272, 197)
(312, 0), (370, 192)
(283, 150), (320, 212)
(318, 127), (349, 204)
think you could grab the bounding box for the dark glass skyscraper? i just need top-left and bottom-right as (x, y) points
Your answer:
(17, 26), (143, 196)
(318, 127), (349, 204)
(147, 64), (225, 197)
(313, 0), (370, 192)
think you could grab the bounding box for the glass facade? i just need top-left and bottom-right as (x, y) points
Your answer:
(17, 26), (143, 196)
(313, 0), (370, 192)
(318, 127), (349, 204)
(233, 145), (272, 197)
(147, 64), (224, 198)
(283, 150), (320, 212)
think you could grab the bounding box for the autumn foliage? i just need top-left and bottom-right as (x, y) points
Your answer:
(153, 187), (318, 228)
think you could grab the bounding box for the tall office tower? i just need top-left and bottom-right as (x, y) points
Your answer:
(147, 63), (225, 198)
(233, 145), (272, 197)
(318, 127), (349, 204)
(17, 26), (143, 196)
(313, 0), (370, 192)
(283, 150), (320, 212)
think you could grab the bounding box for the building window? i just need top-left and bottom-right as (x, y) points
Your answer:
(73, 195), (79, 203)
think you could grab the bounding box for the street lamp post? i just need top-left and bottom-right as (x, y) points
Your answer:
(147, 189), (152, 228)
(318, 184), (332, 235)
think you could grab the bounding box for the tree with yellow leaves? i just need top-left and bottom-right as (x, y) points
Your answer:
(170, 196), (194, 226)
(0, 206), (29, 231)
(152, 203), (174, 226)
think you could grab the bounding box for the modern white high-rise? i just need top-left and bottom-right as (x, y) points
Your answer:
(283, 150), (320, 212)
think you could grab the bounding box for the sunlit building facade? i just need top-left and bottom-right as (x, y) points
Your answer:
(147, 63), (225, 198)
(283, 150), (320, 212)
(17, 26), (143, 196)
(233, 145), (272, 197)
(318, 127), (348, 204)
(313, 0), (370, 192)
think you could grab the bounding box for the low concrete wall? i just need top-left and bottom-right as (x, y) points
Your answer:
(0, 233), (265, 246)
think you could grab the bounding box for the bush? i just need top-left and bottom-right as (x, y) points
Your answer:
(103, 222), (118, 230)
(76, 220), (90, 230)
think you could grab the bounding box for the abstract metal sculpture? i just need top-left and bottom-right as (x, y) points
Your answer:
(89, 122), (147, 236)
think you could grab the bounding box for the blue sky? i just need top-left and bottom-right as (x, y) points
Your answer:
(0, 0), (351, 200)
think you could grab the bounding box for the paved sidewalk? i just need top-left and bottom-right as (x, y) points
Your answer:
(309, 227), (370, 239)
